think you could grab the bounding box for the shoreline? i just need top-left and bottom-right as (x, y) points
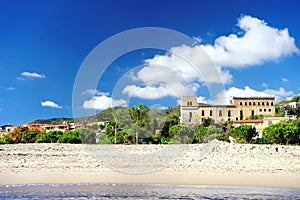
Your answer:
(1, 141), (300, 188)
(1, 171), (300, 188)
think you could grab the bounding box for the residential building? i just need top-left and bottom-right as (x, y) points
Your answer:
(234, 116), (295, 138)
(180, 96), (275, 125)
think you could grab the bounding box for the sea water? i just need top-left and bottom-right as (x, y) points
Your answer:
(0, 183), (299, 199)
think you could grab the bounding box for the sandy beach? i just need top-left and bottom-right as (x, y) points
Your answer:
(0, 140), (300, 188)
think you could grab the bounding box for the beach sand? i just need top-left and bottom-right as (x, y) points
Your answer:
(0, 140), (300, 188)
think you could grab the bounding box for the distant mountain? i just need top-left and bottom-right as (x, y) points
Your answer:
(29, 118), (74, 125)
(28, 106), (180, 125)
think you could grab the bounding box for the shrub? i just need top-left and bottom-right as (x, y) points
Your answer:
(58, 131), (82, 144)
(22, 131), (38, 143)
(36, 130), (63, 143)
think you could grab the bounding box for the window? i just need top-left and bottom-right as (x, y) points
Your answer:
(267, 102), (269, 106)
(262, 102), (265, 106)
(189, 112), (192, 118)
(210, 110), (212, 116)
(245, 102), (247, 106)
(219, 110), (222, 117)
(251, 110), (254, 116)
(201, 110), (205, 116)
(240, 110), (243, 120)
(271, 102), (273, 106)
(249, 102), (252, 106)
(269, 109), (271, 112)
(264, 109), (266, 112)
(240, 102), (242, 106)
(258, 102), (260, 106)
(228, 110), (231, 117)
(253, 102), (256, 106)
(259, 109), (262, 112)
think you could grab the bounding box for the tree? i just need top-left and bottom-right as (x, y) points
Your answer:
(129, 104), (150, 144)
(290, 95), (300, 102)
(77, 128), (96, 144)
(36, 130), (63, 143)
(228, 125), (257, 143)
(201, 117), (212, 127)
(161, 113), (179, 137)
(109, 107), (131, 144)
(169, 125), (196, 144)
(195, 125), (224, 143)
(6, 126), (29, 143)
(22, 131), (38, 143)
(275, 104), (285, 117)
(58, 130), (82, 144)
(263, 121), (300, 144)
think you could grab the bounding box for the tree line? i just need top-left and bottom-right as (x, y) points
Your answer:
(1, 103), (300, 145)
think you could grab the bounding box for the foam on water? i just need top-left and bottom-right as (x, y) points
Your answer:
(0, 183), (299, 199)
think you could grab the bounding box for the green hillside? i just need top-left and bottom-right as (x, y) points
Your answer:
(28, 106), (180, 125)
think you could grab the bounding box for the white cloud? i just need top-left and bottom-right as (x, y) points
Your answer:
(41, 100), (62, 109)
(122, 15), (298, 101)
(21, 72), (46, 79)
(213, 86), (294, 104)
(197, 96), (209, 104)
(281, 77), (288, 82)
(82, 95), (127, 110)
(123, 85), (173, 99)
(201, 15), (299, 68)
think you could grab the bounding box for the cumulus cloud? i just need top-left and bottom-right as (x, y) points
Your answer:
(20, 72), (46, 79)
(122, 15), (298, 100)
(197, 96), (209, 104)
(201, 15), (299, 67)
(281, 77), (289, 82)
(82, 95), (127, 110)
(213, 86), (294, 104)
(41, 100), (62, 109)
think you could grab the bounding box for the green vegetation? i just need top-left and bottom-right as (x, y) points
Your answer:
(246, 115), (263, 120)
(262, 121), (300, 145)
(2, 94), (300, 145)
(0, 127), (97, 144)
(129, 104), (151, 144)
(227, 124), (257, 143)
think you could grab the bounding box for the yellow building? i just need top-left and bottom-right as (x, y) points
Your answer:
(180, 96), (275, 125)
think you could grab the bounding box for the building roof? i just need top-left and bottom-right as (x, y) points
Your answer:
(199, 105), (235, 108)
(234, 119), (264, 124)
(232, 96), (275, 100)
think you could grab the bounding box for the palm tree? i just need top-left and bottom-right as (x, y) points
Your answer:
(129, 104), (150, 144)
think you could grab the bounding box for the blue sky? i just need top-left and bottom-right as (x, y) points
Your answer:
(0, 0), (300, 125)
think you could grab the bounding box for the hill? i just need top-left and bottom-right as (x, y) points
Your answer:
(28, 106), (180, 125)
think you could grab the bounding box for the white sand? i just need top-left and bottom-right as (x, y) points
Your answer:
(0, 141), (300, 188)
